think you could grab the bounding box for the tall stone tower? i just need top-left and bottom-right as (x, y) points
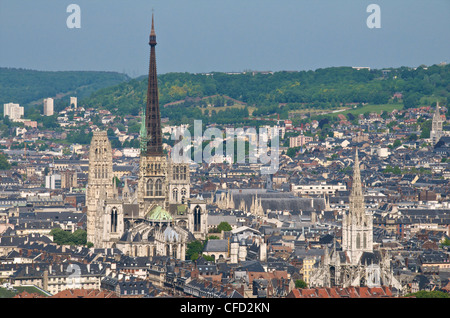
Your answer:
(341, 149), (373, 265)
(137, 14), (169, 216)
(137, 14), (191, 218)
(86, 131), (115, 244)
(430, 102), (444, 145)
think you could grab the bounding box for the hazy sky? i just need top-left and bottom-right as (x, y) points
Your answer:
(0, 0), (449, 77)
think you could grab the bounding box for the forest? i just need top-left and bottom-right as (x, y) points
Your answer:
(82, 63), (449, 126)
(1, 63), (448, 127)
(0, 67), (130, 107)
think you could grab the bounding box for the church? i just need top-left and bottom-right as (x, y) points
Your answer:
(85, 15), (207, 260)
(430, 102), (446, 145)
(309, 150), (402, 290)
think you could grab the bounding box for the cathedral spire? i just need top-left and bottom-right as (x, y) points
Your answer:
(150, 12), (156, 37)
(349, 149), (364, 219)
(144, 13), (163, 155)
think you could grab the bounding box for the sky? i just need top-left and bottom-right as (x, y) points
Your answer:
(0, 0), (449, 77)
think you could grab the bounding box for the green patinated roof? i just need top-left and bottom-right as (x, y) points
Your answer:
(147, 205), (173, 221)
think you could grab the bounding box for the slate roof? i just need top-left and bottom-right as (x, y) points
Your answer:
(203, 240), (229, 253)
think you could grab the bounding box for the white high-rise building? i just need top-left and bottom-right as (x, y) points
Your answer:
(43, 98), (54, 116)
(3, 103), (24, 121)
(45, 174), (61, 189)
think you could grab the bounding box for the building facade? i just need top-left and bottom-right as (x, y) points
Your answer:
(85, 15), (207, 260)
(3, 103), (24, 121)
(43, 98), (54, 116)
(309, 150), (402, 290)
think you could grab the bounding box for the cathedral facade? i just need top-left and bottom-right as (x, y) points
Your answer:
(309, 150), (402, 290)
(85, 15), (207, 260)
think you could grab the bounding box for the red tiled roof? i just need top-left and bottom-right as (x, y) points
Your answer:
(50, 289), (117, 298)
(288, 286), (394, 298)
(13, 291), (45, 298)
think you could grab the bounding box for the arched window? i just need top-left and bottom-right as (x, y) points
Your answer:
(111, 207), (118, 233)
(173, 188), (178, 202)
(356, 233), (361, 249)
(155, 179), (163, 196)
(181, 188), (186, 204)
(363, 233), (367, 249)
(194, 205), (202, 232)
(146, 179), (153, 196)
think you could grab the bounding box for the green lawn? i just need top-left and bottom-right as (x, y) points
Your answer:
(289, 103), (404, 119)
(0, 285), (51, 298)
(344, 103), (404, 116)
(0, 287), (16, 298)
(15, 285), (50, 296)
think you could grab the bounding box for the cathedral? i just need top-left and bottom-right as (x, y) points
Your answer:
(86, 15), (207, 260)
(309, 150), (402, 290)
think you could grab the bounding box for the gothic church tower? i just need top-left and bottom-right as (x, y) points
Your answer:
(342, 149), (373, 265)
(430, 102), (444, 145)
(137, 14), (191, 217)
(86, 131), (115, 244)
(137, 14), (170, 216)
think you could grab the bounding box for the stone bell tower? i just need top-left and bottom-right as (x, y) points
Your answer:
(341, 149), (373, 265)
(86, 130), (115, 244)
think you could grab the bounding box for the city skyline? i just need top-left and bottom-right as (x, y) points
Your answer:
(0, 0), (449, 302)
(0, 0), (449, 77)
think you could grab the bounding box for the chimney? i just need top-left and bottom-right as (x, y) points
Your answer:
(43, 269), (48, 291)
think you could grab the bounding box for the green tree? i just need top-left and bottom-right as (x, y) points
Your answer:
(50, 228), (88, 246)
(216, 222), (232, 232)
(0, 153), (11, 170)
(286, 147), (300, 159)
(404, 290), (449, 298)
(393, 139), (402, 148)
(186, 240), (204, 261)
(419, 120), (432, 139)
(440, 237), (450, 248)
(295, 280), (307, 288)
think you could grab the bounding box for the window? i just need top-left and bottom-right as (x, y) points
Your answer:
(146, 179), (153, 196)
(155, 179), (162, 196)
(173, 188), (178, 202)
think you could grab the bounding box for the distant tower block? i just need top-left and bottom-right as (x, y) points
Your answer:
(70, 96), (77, 109)
(3, 103), (24, 121)
(43, 98), (54, 116)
